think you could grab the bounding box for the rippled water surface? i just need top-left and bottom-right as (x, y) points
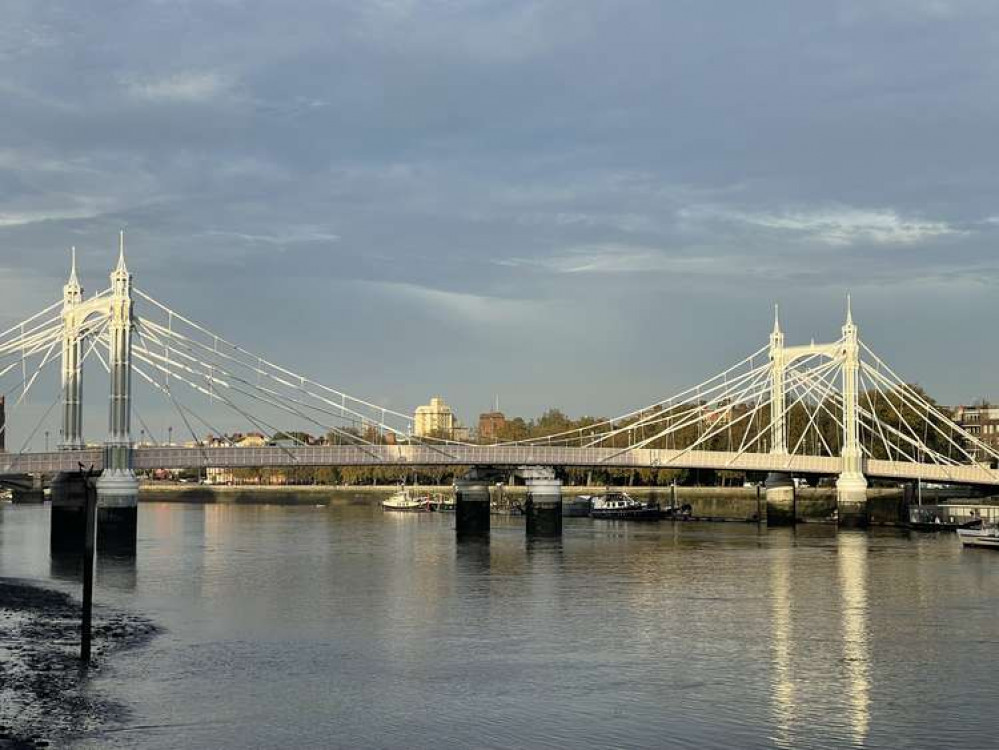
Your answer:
(2, 500), (998, 749)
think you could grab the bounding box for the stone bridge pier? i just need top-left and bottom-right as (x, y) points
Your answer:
(456, 466), (563, 538)
(521, 467), (562, 537)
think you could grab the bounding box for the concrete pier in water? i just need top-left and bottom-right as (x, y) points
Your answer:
(50, 472), (88, 552)
(525, 478), (562, 536)
(764, 472), (795, 526)
(455, 478), (491, 537)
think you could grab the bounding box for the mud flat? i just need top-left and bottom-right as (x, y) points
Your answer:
(0, 579), (157, 749)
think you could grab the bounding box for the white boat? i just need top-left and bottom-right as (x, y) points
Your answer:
(957, 524), (999, 550)
(382, 487), (432, 512)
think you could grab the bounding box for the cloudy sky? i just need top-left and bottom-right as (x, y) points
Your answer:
(2, 0), (999, 441)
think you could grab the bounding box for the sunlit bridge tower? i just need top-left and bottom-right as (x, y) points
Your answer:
(95, 232), (139, 543)
(765, 305), (796, 525)
(60, 248), (84, 450)
(52, 248), (95, 547)
(765, 300), (868, 526)
(835, 299), (868, 527)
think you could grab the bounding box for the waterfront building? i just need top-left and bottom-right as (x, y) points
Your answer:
(414, 396), (456, 438)
(953, 404), (999, 461)
(478, 411), (506, 441)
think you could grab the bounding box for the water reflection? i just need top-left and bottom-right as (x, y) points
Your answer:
(769, 542), (796, 749)
(838, 531), (871, 746)
(49, 547), (137, 590)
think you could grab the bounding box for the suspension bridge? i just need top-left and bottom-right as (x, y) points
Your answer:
(3, 235), (999, 539)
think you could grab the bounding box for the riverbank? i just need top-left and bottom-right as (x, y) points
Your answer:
(139, 483), (906, 523)
(0, 579), (157, 748)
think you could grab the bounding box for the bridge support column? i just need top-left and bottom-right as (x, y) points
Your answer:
(96, 233), (138, 552)
(455, 477), (491, 537)
(836, 473), (868, 528)
(765, 472), (796, 525)
(837, 298), (868, 528)
(525, 478), (562, 536)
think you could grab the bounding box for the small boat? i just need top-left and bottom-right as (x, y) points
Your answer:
(429, 494), (455, 512)
(382, 487), (432, 512)
(590, 493), (661, 520)
(957, 523), (999, 550)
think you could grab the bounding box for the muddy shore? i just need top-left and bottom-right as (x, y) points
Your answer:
(0, 579), (157, 749)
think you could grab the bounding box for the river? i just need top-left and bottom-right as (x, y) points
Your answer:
(1, 499), (997, 749)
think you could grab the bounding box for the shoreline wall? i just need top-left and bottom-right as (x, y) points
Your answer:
(140, 483), (905, 523)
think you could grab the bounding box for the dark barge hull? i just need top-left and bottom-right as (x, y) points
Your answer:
(591, 508), (662, 521)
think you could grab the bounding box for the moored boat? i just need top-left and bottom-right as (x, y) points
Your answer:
(957, 524), (999, 549)
(429, 494), (455, 512)
(382, 487), (432, 512)
(590, 493), (661, 520)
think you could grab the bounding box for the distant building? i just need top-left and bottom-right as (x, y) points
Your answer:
(235, 433), (268, 448)
(478, 411), (506, 441)
(953, 405), (999, 461)
(414, 396), (456, 438)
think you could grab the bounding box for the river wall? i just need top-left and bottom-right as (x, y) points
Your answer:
(140, 483), (906, 524)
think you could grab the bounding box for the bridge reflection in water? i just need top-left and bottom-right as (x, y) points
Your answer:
(838, 532), (871, 746)
(768, 530), (871, 748)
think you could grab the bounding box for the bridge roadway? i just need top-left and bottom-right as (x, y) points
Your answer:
(3, 445), (999, 487)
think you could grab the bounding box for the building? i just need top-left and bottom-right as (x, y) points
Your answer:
(953, 404), (999, 461)
(478, 411), (506, 441)
(414, 396), (456, 438)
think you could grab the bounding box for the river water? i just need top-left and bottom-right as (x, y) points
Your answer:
(1, 499), (997, 749)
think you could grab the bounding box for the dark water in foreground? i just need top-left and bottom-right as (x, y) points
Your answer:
(2, 500), (998, 750)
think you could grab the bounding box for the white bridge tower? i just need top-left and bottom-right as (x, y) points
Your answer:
(95, 232), (139, 524)
(766, 301), (868, 526)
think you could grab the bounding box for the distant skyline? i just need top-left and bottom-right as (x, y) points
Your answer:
(3, 1), (999, 446)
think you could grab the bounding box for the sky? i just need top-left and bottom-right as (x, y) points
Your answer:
(2, 0), (999, 444)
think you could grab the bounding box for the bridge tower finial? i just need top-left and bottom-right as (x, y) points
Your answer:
(845, 293), (853, 327)
(63, 246), (83, 303)
(69, 246), (79, 285)
(772, 303), (781, 334)
(116, 229), (128, 274)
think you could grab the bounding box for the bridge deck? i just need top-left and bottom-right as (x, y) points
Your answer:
(2, 446), (998, 486)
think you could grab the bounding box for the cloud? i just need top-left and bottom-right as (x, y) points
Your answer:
(124, 71), (233, 102)
(363, 281), (542, 324)
(200, 226), (340, 245)
(500, 244), (725, 275)
(681, 205), (963, 246)
(0, 200), (114, 227)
